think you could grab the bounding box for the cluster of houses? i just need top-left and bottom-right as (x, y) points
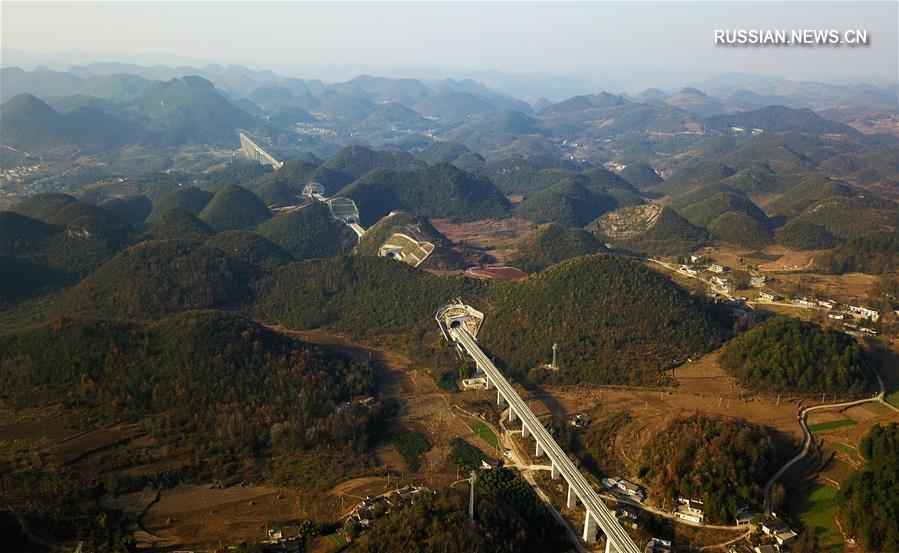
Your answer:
(601, 476), (647, 502)
(726, 516), (798, 552)
(347, 486), (424, 533)
(755, 291), (883, 334)
(674, 256), (766, 297)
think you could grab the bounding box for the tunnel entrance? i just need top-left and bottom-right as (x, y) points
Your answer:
(450, 320), (462, 329)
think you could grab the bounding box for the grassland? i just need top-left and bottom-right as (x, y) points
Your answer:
(469, 421), (499, 450)
(793, 483), (844, 552)
(886, 388), (899, 409)
(808, 419), (857, 433)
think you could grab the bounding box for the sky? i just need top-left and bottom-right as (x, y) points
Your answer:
(2, 1), (897, 91)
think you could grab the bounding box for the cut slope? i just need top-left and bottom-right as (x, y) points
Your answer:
(589, 204), (708, 255)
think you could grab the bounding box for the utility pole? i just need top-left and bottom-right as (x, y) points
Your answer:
(469, 470), (477, 521)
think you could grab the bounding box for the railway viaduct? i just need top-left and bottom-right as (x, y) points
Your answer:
(437, 302), (642, 553)
(237, 131), (283, 169)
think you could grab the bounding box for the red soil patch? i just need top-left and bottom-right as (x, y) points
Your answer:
(467, 266), (528, 280)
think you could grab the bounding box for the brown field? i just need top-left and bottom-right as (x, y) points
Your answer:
(139, 484), (298, 549)
(467, 265), (529, 280)
(431, 217), (532, 248)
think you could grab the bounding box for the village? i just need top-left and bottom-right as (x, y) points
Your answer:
(657, 255), (886, 337)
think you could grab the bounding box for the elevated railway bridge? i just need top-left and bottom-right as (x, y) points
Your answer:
(437, 302), (642, 553)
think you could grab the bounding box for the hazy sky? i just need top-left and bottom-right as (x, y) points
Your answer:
(2, 1), (897, 89)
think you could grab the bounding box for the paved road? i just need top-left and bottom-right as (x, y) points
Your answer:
(763, 371), (898, 513)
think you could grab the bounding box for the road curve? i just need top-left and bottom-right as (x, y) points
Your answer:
(763, 372), (897, 513)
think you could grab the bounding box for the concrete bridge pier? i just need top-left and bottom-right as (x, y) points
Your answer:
(605, 537), (617, 553)
(567, 484), (578, 508)
(551, 462), (560, 479)
(497, 391), (506, 405)
(583, 512), (597, 543)
(485, 375), (492, 390)
(535, 441), (545, 457)
(521, 423), (530, 439)
(508, 408), (518, 422)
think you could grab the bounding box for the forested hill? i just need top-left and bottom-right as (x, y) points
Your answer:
(840, 423), (899, 552)
(719, 317), (869, 396)
(0, 310), (378, 480)
(339, 163), (510, 225)
(640, 415), (786, 523)
(480, 253), (724, 384)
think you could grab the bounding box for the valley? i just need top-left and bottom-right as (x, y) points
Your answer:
(1, 23), (898, 553)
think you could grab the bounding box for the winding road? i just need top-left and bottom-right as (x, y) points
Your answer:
(762, 370), (898, 513)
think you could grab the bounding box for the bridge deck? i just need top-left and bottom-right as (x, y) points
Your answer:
(450, 327), (641, 553)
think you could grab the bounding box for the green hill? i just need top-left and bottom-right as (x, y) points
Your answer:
(0, 209), (133, 282)
(65, 239), (263, 319)
(128, 76), (256, 145)
(196, 161), (273, 192)
(707, 211), (773, 247)
(257, 256), (485, 343)
(619, 162), (663, 191)
(199, 184), (272, 231)
(340, 164), (510, 226)
(589, 204), (709, 256)
(205, 230), (295, 269)
(775, 220), (836, 250)
(766, 175), (852, 217)
(513, 178), (617, 227)
(416, 141), (470, 164)
(817, 231), (898, 275)
(446, 110), (543, 153)
(98, 194), (152, 226)
(255, 202), (356, 260)
(0, 93), (140, 152)
(662, 161), (736, 193)
(705, 105), (858, 136)
(795, 195), (898, 239)
(146, 187), (213, 222)
(719, 317), (869, 395)
(412, 91), (499, 124)
(148, 207), (215, 241)
(321, 145), (424, 179)
(677, 191), (768, 227)
(248, 176), (303, 206)
(840, 423), (899, 552)
(718, 166), (785, 196)
(249, 158), (353, 198)
(480, 254), (723, 385)
(13, 192), (79, 221)
(508, 223), (607, 272)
